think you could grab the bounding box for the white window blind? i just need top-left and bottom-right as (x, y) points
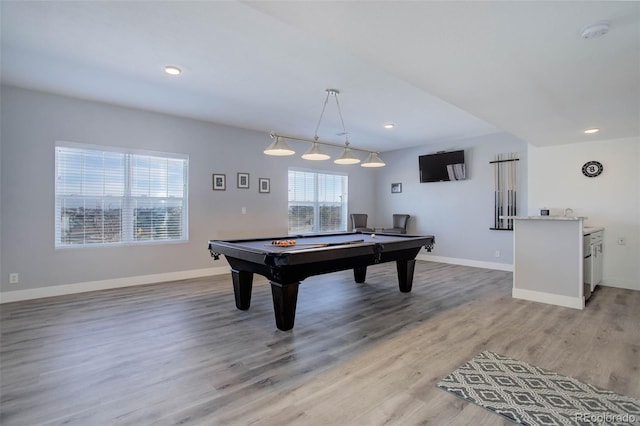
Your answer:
(55, 143), (188, 248)
(288, 168), (348, 234)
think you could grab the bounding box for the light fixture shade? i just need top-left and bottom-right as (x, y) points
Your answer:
(361, 152), (385, 168)
(301, 142), (330, 160)
(264, 137), (295, 156)
(334, 147), (360, 164)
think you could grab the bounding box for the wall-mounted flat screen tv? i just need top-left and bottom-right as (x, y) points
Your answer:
(419, 150), (466, 182)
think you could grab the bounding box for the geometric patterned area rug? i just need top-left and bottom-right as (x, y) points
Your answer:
(437, 351), (640, 425)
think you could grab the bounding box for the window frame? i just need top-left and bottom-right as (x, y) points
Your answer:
(54, 141), (189, 249)
(287, 167), (348, 235)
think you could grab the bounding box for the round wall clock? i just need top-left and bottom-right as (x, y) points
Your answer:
(582, 161), (603, 178)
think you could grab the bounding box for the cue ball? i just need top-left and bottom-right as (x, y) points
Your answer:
(371, 233), (376, 238)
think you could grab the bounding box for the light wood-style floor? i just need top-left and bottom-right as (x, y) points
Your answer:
(1, 261), (639, 425)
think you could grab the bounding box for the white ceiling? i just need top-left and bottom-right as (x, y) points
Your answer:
(1, 1), (638, 153)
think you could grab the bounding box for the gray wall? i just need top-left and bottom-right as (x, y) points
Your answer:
(0, 86), (375, 292)
(2, 86), (635, 297)
(0, 85), (528, 296)
(374, 133), (528, 266)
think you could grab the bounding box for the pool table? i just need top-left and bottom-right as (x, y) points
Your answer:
(208, 232), (435, 331)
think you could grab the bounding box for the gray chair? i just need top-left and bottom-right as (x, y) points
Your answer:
(382, 214), (410, 234)
(351, 213), (374, 233)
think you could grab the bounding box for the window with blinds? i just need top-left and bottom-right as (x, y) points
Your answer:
(288, 168), (348, 234)
(55, 142), (188, 248)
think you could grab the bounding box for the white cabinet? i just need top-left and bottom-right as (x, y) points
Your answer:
(583, 229), (604, 301)
(593, 244), (603, 287)
(588, 230), (604, 289)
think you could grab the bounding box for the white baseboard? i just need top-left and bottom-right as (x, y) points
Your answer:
(599, 278), (640, 292)
(512, 287), (584, 310)
(0, 267), (230, 304)
(417, 254), (513, 272)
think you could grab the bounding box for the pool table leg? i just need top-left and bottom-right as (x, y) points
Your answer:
(353, 267), (367, 283)
(270, 282), (299, 331)
(231, 269), (253, 310)
(396, 259), (416, 293)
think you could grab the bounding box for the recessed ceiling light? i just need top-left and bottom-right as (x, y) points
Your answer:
(164, 65), (182, 76)
(584, 128), (600, 134)
(383, 123), (395, 129)
(580, 21), (610, 39)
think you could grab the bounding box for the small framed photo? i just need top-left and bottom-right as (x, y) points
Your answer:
(259, 178), (270, 193)
(237, 172), (250, 189)
(391, 182), (402, 193)
(212, 173), (226, 191)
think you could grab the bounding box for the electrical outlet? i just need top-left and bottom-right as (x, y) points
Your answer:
(241, 207), (247, 215)
(9, 273), (19, 284)
(494, 250), (501, 258)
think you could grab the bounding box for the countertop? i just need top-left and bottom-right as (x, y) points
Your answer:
(500, 216), (603, 235)
(501, 216), (587, 221)
(583, 226), (604, 235)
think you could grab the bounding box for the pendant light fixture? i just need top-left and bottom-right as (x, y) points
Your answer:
(334, 142), (360, 165)
(263, 135), (295, 156)
(265, 89), (385, 167)
(361, 152), (386, 168)
(301, 141), (331, 160)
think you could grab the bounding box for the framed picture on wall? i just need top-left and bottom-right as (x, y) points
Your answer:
(212, 173), (226, 191)
(391, 182), (402, 193)
(259, 178), (270, 193)
(237, 172), (250, 189)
